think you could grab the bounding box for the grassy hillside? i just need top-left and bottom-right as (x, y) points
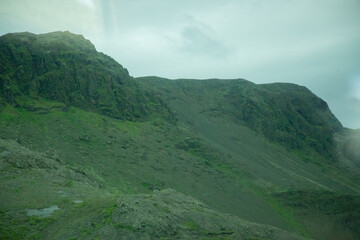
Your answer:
(0, 32), (359, 239)
(0, 101), (307, 240)
(135, 76), (360, 239)
(1, 89), (358, 239)
(0, 135), (306, 240)
(136, 77), (343, 162)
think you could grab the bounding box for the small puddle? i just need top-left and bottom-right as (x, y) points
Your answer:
(26, 205), (59, 218)
(73, 200), (84, 204)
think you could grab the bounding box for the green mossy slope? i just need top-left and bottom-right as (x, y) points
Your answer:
(136, 77), (343, 162)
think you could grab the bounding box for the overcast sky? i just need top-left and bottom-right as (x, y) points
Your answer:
(1, 0), (359, 128)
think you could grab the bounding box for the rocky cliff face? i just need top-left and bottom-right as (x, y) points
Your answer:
(0, 31), (174, 121)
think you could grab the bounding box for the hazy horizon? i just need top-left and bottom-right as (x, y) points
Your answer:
(1, 0), (359, 128)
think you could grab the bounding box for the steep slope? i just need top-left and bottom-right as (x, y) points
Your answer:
(334, 129), (360, 172)
(0, 31), (174, 121)
(0, 128), (307, 240)
(1, 31), (359, 240)
(136, 77), (360, 239)
(136, 77), (343, 162)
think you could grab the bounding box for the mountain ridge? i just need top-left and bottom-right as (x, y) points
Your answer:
(0, 31), (175, 122)
(136, 76), (343, 162)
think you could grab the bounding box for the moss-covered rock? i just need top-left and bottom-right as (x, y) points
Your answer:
(0, 31), (175, 122)
(224, 82), (342, 160)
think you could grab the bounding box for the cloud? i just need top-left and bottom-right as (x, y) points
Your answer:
(0, 0), (100, 35)
(349, 76), (360, 101)
(75, 0), (95, 10)
(181, 26), (230, 58)
(180, 20), (231, 58)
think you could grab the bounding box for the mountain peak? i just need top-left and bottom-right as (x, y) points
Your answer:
(0, 31), (175, 122)
(38, 31), (96, 52)
(0, 31), (96, 53)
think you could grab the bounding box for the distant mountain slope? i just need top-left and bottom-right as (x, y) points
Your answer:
(136, 77), (343, 162)
(0, 31), (174, 121)
(335, 129), (360, 171)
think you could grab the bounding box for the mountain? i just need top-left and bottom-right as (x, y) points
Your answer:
(0, 31), (359, 240)
(135, 77), (343, 161)
(0, 31), (174, 121)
